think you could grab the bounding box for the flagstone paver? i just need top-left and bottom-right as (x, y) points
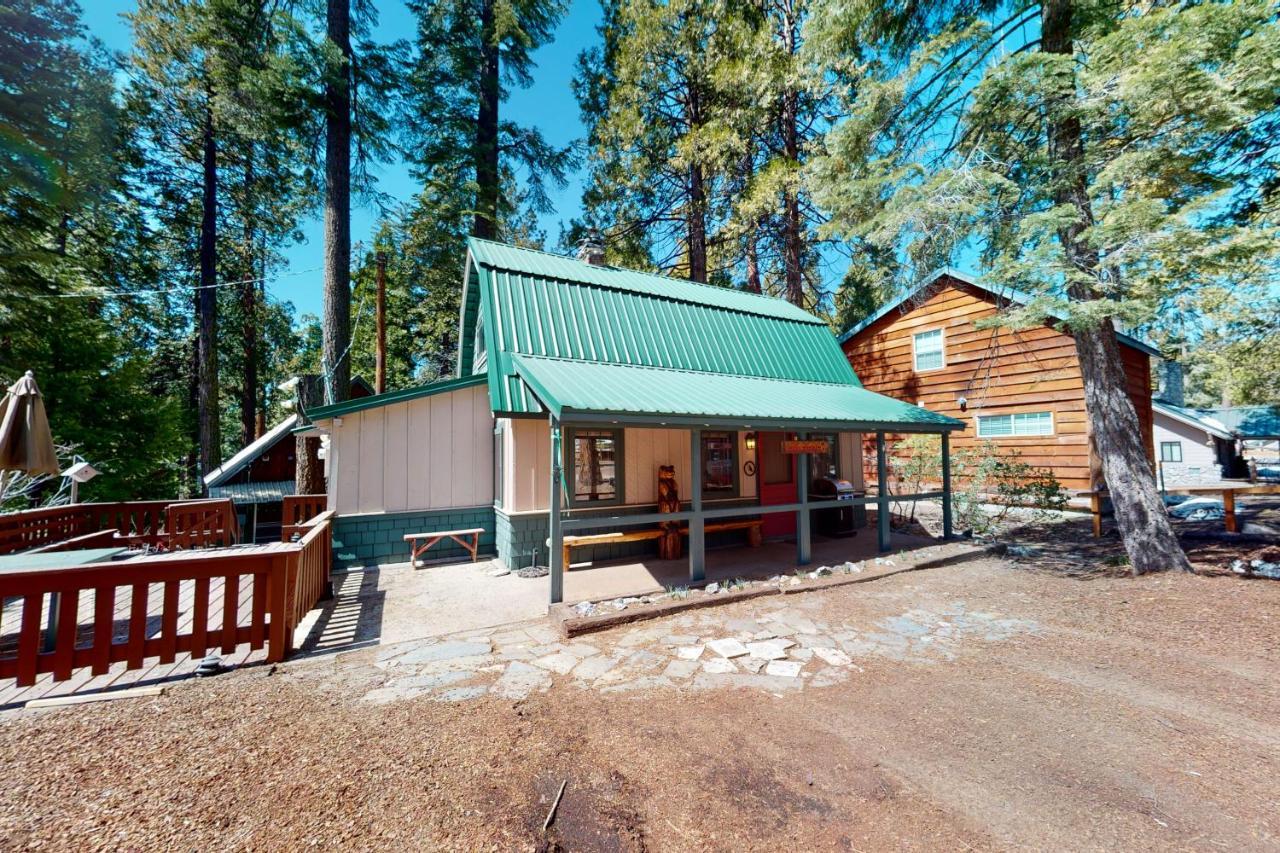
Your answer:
(360, 599), (1038, 704)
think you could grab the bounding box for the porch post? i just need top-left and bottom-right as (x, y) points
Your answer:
(689, 429), (705, 582)
(876, 431), (890, 552)
(549, 417), (564, 604)
(796, 432), (811, 565)
(941, 431), (953, 539)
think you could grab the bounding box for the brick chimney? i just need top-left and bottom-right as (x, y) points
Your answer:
(576, 229), (606, 266)
(1157, 360), (1185, 407)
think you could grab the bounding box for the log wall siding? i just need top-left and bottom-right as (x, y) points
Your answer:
(843, 278), (1153, 491)
(329, 383), (494, 515)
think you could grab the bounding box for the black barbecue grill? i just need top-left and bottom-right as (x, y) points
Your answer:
(809, 476), (858, 537)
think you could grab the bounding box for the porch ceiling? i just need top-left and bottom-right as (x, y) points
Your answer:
(511, 354), (964, 432)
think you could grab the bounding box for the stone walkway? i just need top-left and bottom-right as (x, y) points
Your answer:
(358, 598), (1038, 704)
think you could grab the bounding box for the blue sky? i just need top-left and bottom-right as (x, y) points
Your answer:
(83, 0), (601, 318)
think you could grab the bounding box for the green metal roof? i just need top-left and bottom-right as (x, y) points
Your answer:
(511, 355), (963, 431)
(1200, 405), (1280, 439)
(305, 374), (486, 422)
(460, 239), (866, 417)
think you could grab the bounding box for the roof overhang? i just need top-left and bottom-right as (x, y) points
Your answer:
(1152, 400), (1233, 441)
(204, 414), (299, 487)
(510, 354), (964, 433)
(305, 374), (487, 422)
(837, 268), (1163, 358)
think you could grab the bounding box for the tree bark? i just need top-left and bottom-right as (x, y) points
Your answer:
(197, 100), (220, 487)
(240, 153), (258, 449)
(686, 83), (707, 283)
(1041, 0), (1190, 574)
(779, 5), (804, 308)
(739, 149), (762, 293)
(294, 375), (325, 495)
(323, 0), (352, 406)
(474, 0), (500, 240)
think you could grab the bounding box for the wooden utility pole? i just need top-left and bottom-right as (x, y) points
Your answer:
(375, 251), (387, 394)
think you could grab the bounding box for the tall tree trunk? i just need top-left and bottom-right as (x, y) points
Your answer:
(197, 101), (220, 486)
(240, 153), (258, 449)
(686, 84), (707, 283)
(1041, 0), (1190, 574)
(739, 149), (762, 293)
(323, 0), (352, 406)
(474, 0), (500, 240)
(780, 6), (803, 308)
(294, 375), (325, 495)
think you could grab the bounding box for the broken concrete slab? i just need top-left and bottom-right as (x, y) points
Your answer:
(745, 641), (787, 661)
(739, 657), (766, 674)
(675, 644), (705, 661)
(662, 659), (700, 679)
(571, 654), (621, 683)
(765, 660), (804, 678)
(396, 639), (492, 666)
(811, 647), (853, 667)
(490, 661), (551, 700)
(702, 657), (738, 674)
(706, 638), (749, 658)
(531, 652), (581, 675)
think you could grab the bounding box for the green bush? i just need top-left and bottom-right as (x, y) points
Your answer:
(887, 435), (1068, 535)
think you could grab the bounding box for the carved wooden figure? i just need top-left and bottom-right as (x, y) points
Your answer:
(657, 465), (682, 560)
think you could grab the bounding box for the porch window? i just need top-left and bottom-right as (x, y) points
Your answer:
(976, 411), (1054, 437)
(913, 328), (944, 371)
(701, 431), (737, 496)
(1160, 441), (1183, 463)
(569, 428), (622, 505)
(808, 433), (839, 481)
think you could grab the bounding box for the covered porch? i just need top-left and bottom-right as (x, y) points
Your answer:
(523, 357), (965, 605)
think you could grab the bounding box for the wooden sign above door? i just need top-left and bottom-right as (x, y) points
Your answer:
(780, 439), (830, 454)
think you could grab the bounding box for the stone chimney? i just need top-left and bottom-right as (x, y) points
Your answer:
(1157, 360), (1185, 407)
(576, 229), (606, 266)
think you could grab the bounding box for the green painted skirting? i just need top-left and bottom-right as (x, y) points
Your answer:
(333, 506), (495, 569)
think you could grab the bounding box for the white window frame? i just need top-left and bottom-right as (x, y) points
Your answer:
(975, 411), (1055, 438)
(912, 328), (945, 372)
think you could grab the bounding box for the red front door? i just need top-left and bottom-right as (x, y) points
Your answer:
(757, 431), (797, 538)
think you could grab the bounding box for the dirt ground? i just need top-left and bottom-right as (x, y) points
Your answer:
(1, 519), (1277, 852)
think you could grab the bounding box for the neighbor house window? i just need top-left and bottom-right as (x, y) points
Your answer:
(976, 411), (1054, 438)
(472, 311), (487, 373)
(569, 429), (622, 505)
(1160, 441), (1183, 463)
(913, 328), (944, 371)
(701, 431), (737, 496)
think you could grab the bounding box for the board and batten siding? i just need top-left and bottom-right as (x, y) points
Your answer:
(329, 383), (494, 515)
(843, 276), (1153, 492)
(501, 421), (759, 514)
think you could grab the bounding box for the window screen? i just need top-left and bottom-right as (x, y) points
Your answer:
(571, 430), (620, 503)
(913, 329), (944, 371)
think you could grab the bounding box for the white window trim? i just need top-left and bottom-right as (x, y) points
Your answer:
(912, 328), (946, 373)
(975, 411), (1056, 438)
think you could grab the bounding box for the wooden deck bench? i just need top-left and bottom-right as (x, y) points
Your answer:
(560, 519), (763, 569)
(404, 528), (484, 566)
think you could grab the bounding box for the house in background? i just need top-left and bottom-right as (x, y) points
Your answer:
(839, 269), (1159, 493)
(205, 377), (374, 542)
(302, 238), (962, 602)
(1150, 362), (1240, 486)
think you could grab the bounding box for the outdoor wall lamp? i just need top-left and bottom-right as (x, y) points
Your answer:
(957, 396), (968, 411)
(745, 432), (757, 451)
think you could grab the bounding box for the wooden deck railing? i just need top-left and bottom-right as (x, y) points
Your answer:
(280, 494), (327, 542)
(0, 498), (240, 556)
(0, 511), (333, 687)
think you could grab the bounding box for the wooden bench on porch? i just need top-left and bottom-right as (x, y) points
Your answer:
(404, 528), (484, 566)
(561, 519), (763, 570)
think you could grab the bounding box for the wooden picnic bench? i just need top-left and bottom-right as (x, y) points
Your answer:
(1083, 484), (1280, 537)
(560, 519), (763, 570)
(404, 528), (484, 566)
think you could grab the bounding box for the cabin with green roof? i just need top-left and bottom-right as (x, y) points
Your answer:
(305, 238), (963, 604)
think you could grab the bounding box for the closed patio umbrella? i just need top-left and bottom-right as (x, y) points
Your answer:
(0, 371), (59, 476)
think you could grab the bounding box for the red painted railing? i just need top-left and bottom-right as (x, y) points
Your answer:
(280, 494), (327, 542)
(0, 499), (241, 556)
(0, 511), (333, 687)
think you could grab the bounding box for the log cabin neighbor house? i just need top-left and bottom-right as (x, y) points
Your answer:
(301, 239), (963, 604)
(839, 269), (1161, 493)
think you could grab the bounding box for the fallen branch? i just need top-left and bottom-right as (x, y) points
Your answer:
(543, 779), (567, 832)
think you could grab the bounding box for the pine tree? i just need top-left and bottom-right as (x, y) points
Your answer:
(809, 0), (1280, 573)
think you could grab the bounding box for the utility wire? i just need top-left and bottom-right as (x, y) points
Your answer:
(13, 266), (322, 300)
